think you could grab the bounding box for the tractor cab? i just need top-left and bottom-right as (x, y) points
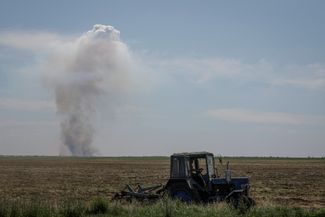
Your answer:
(166, 151), (253, 205)
(169, 152), (215, 189)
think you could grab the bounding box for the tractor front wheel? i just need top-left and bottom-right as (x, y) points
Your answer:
(227, 194), (255, 210)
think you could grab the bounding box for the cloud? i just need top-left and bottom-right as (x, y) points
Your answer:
(0, 118), (56, 128)
(271, 64), (325, 89)
(0, 98), (55, 111)
(165, 58), (273, 83)
(0, 30), (72, 52)
(1, 29), (325, 90)
(207, 108), (325, 125)
(143, 55), (325, 89)
(272, 78), (325, 89)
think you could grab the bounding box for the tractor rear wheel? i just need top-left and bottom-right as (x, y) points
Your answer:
(168, 183), (200, 203)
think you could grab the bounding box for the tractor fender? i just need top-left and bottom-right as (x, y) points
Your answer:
(225, 189), (245, 200)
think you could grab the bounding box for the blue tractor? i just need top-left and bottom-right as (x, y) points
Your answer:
(115, 152), (254, 207)
(164, 152), (254, 207)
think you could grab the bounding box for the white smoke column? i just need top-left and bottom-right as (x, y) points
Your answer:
(44, 24), (132, 156)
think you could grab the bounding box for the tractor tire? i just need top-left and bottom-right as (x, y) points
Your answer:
(227, 194), (254, 210)
(168, 183), (200, 203)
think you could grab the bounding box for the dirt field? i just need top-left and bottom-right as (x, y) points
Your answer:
(0, 156), (324, 207)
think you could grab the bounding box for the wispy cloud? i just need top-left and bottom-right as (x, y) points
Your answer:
(0, 117), (56, 128)
(207, 108), (325, 125)
(0, 30), (73, 52)
(272, 78), (325, 89)
(144, 55), (325, 89)
(269, 64), (325, 89)
(0, 98), (55, 111)
(1, 30), (325, 90)
(164, 58), (273, 83)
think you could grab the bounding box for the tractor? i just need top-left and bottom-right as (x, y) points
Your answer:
(114, 151), (254, 207)
(165, 152), (254, 207)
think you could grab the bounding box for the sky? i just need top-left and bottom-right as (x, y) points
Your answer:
(0, 0), (324, 157)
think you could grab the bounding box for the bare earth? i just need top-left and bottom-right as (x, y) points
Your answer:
(0, 156), (324, 207)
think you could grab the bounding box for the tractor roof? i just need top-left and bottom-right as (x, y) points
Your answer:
(171, 151), (213, 158)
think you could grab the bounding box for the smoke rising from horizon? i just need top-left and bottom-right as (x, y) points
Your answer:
(44, 24), (132, 156)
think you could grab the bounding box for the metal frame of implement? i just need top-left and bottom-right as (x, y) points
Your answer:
(113, 184), (164, 202)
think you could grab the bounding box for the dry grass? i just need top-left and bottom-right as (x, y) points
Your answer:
(0, 156), (324, 207)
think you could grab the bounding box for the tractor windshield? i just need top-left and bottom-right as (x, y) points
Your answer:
(189, 155), (215, 178)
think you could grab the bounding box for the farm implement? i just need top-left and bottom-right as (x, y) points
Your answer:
(113, 184), (164, 202)
(114, 152), (255, 208)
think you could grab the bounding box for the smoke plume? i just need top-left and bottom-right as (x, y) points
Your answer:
(44, 24), (132, 156)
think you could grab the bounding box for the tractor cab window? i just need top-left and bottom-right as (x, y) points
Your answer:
(171, 157), (188, 178)
(207, 155), (215, 177)
(189, 157), (207, 176)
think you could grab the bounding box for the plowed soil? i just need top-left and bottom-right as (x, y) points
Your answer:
(0, 156), (324, 207)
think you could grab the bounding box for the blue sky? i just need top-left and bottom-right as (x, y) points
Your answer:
(0, 0), (324, 156)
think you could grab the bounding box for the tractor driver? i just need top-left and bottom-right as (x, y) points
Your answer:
(189, 158), (206, 188)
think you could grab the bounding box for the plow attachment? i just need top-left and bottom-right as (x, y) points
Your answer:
(113, 184), (165, 202)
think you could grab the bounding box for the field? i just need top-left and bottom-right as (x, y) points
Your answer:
(0, 156), (324, 216)
(0, 156), (324, 207)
